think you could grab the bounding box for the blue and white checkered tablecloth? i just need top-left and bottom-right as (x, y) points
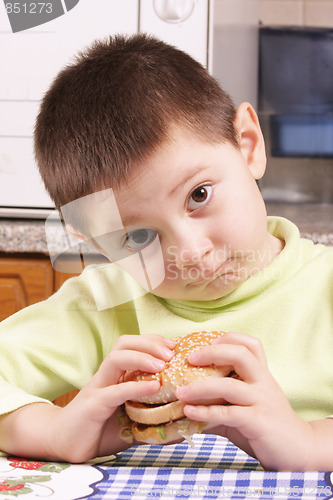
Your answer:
(92, 434), (333, 500)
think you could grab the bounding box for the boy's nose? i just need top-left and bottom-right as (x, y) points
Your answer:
(170, 232), (214, 269)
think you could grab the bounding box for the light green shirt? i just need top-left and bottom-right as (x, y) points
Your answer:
(0, 216), (332, 421)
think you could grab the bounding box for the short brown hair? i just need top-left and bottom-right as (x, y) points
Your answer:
(34, 33), (238, 212)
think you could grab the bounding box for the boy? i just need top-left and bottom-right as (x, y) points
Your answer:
(0, 33), (333, 471)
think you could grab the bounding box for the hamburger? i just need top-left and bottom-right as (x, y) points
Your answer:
(122, 331), (233, 446)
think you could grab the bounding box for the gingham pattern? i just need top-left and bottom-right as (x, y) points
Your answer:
(91, 435), (333, 500)
(108, 434), (261, 470)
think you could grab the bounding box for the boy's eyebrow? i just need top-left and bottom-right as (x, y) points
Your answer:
(120, 165), (210, 227)
(168, 165), (210, 197)
(120, 215), (140, 227)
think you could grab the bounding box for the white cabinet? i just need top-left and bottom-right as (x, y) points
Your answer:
(140, 0), (209, 68)
(0, 0), (211, 215)
(0, 0), (140, 212)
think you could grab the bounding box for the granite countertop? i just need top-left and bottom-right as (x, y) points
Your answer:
(0, 202), (333, 254)
(0, 218), (49, 254)
(266, 202), (333, 245)
(0, 217), (92, 255)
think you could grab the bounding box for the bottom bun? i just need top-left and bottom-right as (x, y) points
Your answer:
(125, 400), (185, 425)
(131, 417), (214, 446)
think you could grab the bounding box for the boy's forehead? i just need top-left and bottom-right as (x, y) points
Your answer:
(63, 131), (228, 237)
(62, 188), (124, 238)
(112, 129), (222, 203)
(111, 162), (212, 226)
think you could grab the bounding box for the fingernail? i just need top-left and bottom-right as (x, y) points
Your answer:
(184, 405), (196, 416)
(211, 337), (223, 344)
(147, 380), (160, 388)
(188, 350), (200, 363)
(175, 386), (187, 398)
(153, 359), (165, 371)
(162, 348), (174, 360)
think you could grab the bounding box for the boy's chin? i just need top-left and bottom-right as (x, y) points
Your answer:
(152, 277), (244, 302)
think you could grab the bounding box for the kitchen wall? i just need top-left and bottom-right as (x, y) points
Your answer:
(259, 0), (333, 28)
(257, 0), (333, 204)
(214, 0), (333, 205)
(214, 0), (333, 28)
(212, 0), (333, 108)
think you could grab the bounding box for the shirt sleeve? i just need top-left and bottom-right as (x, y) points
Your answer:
(0, 270), (116, 415)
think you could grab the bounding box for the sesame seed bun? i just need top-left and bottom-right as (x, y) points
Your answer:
(122, 331), (232, 445)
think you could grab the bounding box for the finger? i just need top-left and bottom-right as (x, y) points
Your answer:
(113, 334), (175, 361)
(212, 332), (267, 367)
(103, 379), (161, 409)
(79, 380), (161, 422)
(176, 377), (256, 406)
(187, 344), (264, 383)
(183, 402), (251, 430)
(91, 350), (166, 388)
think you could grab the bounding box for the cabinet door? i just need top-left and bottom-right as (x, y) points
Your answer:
(54, 269), (79, 292)
(0, 256), (53, 321)
(54, 254), (108, 291)
(139, 0), (209, 68)
(53, 389), (79, 407)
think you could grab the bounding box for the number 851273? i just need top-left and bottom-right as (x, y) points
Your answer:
(5, 3), (53, 14)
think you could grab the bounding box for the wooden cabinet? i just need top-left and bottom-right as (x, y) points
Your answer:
(0, 253), (104, 321)
(53, 389), (80, 407)
(0, 255), (54, 322)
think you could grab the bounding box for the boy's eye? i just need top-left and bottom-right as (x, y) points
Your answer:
(188, 184), (212, 211)
(123, 228), (157, 251)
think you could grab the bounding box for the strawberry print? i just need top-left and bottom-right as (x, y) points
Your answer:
(0, 480), (32, 495)
(7, 457), (70, 473)
(0, 482), (24, 491)
(8, 458), (47, 470)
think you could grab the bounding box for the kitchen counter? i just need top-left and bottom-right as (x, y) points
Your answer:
(266, 202), (333, 245)
(0, 218), (50, 254)
(1, 202), (333, 254)
(0, 217), (92, 255)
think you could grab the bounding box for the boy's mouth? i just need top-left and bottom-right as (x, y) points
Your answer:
(185, 260), (232, 285)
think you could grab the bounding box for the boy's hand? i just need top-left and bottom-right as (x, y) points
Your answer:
(176, 332), (314, 471)
(45, 334), (175, 462)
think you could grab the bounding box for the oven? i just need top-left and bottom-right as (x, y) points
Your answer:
(257, 26), (333, 204)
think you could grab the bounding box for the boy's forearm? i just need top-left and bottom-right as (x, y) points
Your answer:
(212, 419), (333, 471)
(309, 419), (333, 471)
(0, 403), (61, 460)
(0, 403), (134, 462)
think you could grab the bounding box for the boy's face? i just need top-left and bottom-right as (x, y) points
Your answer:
(100, 126), (283, 302)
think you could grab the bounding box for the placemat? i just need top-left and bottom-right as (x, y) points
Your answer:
(92, 435), (333, 500)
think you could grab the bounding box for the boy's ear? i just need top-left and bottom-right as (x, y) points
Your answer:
(233, 102), (266, 180)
